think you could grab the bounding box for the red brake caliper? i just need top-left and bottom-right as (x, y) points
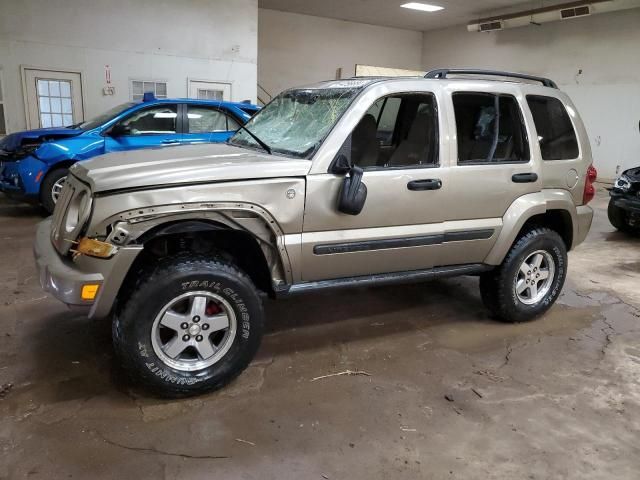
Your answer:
(206, 301), (222, 316)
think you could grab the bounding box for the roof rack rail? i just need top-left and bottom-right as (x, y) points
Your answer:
(424, 69), (558, 89)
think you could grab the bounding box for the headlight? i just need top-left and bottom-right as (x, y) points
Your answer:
(13, 144), (40, 160)
(65, 190), (90, 233)
(615, 175), (631, 192)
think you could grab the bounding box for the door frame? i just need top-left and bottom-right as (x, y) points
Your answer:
(187, 78), (233, 101)
(20, 65), (86, 129)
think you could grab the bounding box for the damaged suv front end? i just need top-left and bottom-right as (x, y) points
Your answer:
(34, 171), (143, 317)
(608, 166), (640, 234)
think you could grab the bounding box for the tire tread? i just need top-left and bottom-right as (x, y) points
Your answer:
(113, 253), (263, 397)
(480, 227), (566, 323)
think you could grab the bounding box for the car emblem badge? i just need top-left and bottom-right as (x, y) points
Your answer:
(286, 189), (296, 199)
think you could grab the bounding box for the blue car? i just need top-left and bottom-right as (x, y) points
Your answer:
(0, 95), (259, 212)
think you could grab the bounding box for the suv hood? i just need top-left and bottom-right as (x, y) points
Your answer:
(0, 127), (83, 153)
(71, 143), (312, 193)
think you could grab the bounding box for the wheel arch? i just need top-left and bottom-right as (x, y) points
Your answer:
(103, 204), (292, 307)
(485, 190), (578, 265)
(136, 219), (274, 294)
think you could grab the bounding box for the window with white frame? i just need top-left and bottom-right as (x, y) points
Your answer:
(0, 71), (6, 135)
(131, 80), (168, 101)
(36, 79), (74, 128)
(196, 88), (224, 101)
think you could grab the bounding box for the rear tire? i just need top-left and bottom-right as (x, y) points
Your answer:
(112, 254), (264, 397)
(40, 167), (69, 214)
(480, 228), (567, 323)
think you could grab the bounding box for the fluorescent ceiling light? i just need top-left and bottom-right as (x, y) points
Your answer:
(401, 2), (444, 12)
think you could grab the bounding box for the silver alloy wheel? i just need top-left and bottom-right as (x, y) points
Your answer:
(514, 250), (556, 305)
(51, 176), (67, 204)
(151, 291), (237, 372)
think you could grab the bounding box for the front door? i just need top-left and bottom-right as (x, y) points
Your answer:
(188, 80), (231, 101)
(23, 68), (84, 129)
(104, 104), (181, 152)
(301, 92), (449, 282)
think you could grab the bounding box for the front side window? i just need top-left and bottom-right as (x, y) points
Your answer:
(526, 95), (579, 160)
(349, 93), (438, 169)
(453, 93), (530, 164)
(229, 86), (362, 158)
(187, 106), (234, 133)
(117, 105), (178, 135)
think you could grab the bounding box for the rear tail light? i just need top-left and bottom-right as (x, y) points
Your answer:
(583, 164), (597, 204)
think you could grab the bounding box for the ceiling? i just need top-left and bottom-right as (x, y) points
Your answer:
(258, 0), (572, 31)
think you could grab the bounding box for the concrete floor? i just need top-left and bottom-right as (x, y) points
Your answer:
(0, 187), (639, 480)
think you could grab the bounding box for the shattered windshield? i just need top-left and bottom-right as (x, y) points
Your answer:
(229, 85), (363, 159)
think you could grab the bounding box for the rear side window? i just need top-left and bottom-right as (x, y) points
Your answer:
(453, 93), (530, 164)
(526, 95), (579, 160)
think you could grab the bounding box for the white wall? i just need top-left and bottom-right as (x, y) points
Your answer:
(258, 9), (423, 101)
(421, 9), (640, 180)
(0, 0), (258, 133)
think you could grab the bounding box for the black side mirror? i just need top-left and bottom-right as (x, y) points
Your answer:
(338, 165), (368, 216)
(109, 124), (131, 137)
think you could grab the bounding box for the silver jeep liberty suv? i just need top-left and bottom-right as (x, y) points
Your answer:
(35, 69), (596, 396)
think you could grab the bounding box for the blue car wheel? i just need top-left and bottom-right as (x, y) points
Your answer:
(40, 167), (69, 214)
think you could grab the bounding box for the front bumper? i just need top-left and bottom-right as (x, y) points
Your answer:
(610, 191), (640, 214)
(34, 218), (143, 319)
(0, 156), (48, 198)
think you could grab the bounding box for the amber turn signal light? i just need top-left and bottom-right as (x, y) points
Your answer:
(81, 284), (100, 301)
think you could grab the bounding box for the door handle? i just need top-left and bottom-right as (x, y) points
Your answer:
(512, 173), (538, 183)
(407, 179), (442, 191)
(162, 139), (180, 145)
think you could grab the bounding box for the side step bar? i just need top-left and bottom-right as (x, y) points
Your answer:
(275, 264), (493, 297)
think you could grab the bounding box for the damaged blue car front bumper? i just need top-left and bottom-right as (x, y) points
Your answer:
(0, 156), (49, 199)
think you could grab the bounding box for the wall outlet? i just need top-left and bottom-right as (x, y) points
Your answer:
(102, 86), (115, 96)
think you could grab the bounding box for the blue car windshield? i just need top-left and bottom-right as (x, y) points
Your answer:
(75, 102), (137, 131)
(229, 84), (364, 159)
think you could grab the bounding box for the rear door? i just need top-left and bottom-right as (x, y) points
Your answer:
(182, 104), (241, 144)
(104, 103), (181, 152)
(438, 86), (541, 265)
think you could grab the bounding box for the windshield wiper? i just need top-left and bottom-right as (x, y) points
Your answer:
(236, 124), (272, 155)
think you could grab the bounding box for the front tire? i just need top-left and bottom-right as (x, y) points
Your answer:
(40, 167), (69, 214)
(480, 228), (567, 323)
(113, 255), (264, 397)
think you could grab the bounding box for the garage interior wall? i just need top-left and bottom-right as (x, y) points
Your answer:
(258, 9), (423, 102)
(0, 0), (258, 133)
(421, 8), (640, 181)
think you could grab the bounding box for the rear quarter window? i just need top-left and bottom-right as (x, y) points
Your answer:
(526, 95), (579, 160)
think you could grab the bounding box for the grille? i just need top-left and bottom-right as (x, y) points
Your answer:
(50, 174), (93, 255)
